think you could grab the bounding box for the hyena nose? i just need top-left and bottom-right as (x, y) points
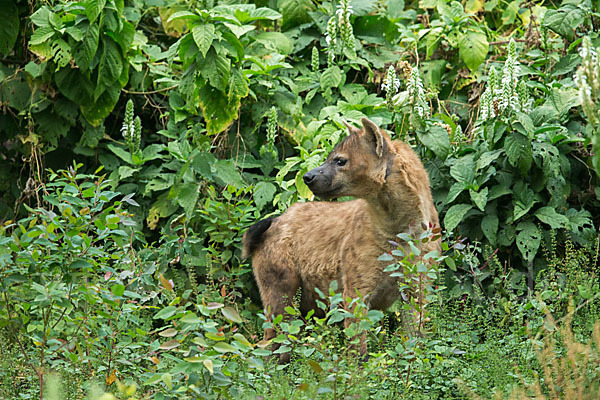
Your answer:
(303, 171), (316, 185)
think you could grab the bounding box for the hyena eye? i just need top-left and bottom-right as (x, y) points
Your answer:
(335, 158), (347, 167)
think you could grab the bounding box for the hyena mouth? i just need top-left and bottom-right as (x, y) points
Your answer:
(311, 186), (343, 200)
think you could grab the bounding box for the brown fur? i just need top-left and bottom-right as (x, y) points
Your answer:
(243, 118), (441, 361)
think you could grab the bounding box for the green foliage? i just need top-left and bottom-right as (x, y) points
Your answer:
(0, 165), (151, 396)
(2, 0), (600, 398)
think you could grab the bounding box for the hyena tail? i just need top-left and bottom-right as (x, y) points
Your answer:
(242, 217), (275, 258)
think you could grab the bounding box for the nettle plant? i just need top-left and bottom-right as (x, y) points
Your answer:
(428, 39), (596, 289)
(382, 38), (598, 295)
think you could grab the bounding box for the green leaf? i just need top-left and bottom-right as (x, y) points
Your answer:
(444, 204), (473, 233)
(513, 182), (535, 221)
(535, 207), (569, 229)
(81, 84), (121, 126)
(0, 0), (19, 55)
(197, 84), (240, 135)
(320, 66), (343, 90)
(85, 0), (107, 24)
(469, 187), (488, 212)
(504, 132), (532, 175)
(159, 339), (180, 350)
(74, 22), (100, 71)
(203, 359), (214, 373)
(213, 159), (244, 188)
(30, 26), (56, 46)
(255, 32), (293, 55)
(201, 48), (231, 92)
(192, 24), (214, 57)
(481, 214), (498, 245)
(459, 31), (488, 72)
(476, 149), (503, 170)
(106, 143), (134, 165)
(501, 0), (519, 25)
(254, 182), (276, 210)
(516, 221), (541, 263)
(30, 6), (52, 27)
(295, 170), (313, 199)
(111, 284), (125, 297)
(515, 112), (534, 137)
(55, 68), (93, 105)
(279, 0), (313, 29)
(551, 54), (580, 76)
(543, 6), (584, 42)
(221, 306), (242, 323)
(180, 312), (202, 324)
(228, 68), (249, 102)
(70, 259), (93, 269)
(154, 306), (178, 320)
(248, 7), (282, 22)
(450, 154), (475, 185)
(97, 38), (123, 88)
(213, 342), (237, 353)
(417, 124), (450, 160)
(445, 182), (464, 204)
(549, 87), (580, 118)
(175, 183), (199, 217)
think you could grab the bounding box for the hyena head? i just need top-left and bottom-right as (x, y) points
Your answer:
(303, 118), (395, 200)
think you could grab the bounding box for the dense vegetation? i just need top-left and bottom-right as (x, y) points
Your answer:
(1, 0), (600, 398)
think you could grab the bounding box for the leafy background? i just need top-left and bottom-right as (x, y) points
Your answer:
(1, 0), (600, 398)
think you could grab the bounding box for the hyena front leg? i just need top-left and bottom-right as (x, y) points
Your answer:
(342, 278), (375, 357)
(253, 261), (299, 364)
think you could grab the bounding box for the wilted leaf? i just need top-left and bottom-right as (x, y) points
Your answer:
(221, 306), (242, 323)
(159, 339), (180, 350)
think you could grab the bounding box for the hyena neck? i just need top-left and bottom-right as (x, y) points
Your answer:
(366, 161), (431, 242)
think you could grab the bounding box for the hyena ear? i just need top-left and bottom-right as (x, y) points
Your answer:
(361, 118), (388, 158)
(343, 121), (362, 135)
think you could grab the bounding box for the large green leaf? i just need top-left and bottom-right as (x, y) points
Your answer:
(73, 22), (99, 71)
(444, 204), (473, 233)
(535, 206), (569, 229)
(459, 31), (488, 72)
(320, 66), (343, 90)
(200, 48), (231, 92)
(254, 182), (276, 210)
(481, 214), (498, 245)
(417, 124), (450, 160)
(55, 68), (93, 104)
(97, 38), (123, 88)
(213, 159), (244, 188)
(450, 154), (475, 185)
(81, 83), (121, 126)
(175, 183), (199, 217)
(192, 24), (214, 57)
(516, 221), (541, 263)
(85, 0), (107, 24)
(279, 0), (313, 29)
(469, 187), (488, 212)
(504, 132), (532, 175)
(0, 0), (19, 55)
(512, 182), (535, 222)
(255, 32), (293, 55)
(30, 26), (56, 46)
(228, 68), (249, 102)
(197, 84), (240, 135)
(543, 6), (584, 42)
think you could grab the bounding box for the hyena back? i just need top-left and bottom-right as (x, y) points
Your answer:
(243, 118), (441, 360)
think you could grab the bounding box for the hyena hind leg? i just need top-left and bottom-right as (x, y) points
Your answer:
(253, 261), (300, 364)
